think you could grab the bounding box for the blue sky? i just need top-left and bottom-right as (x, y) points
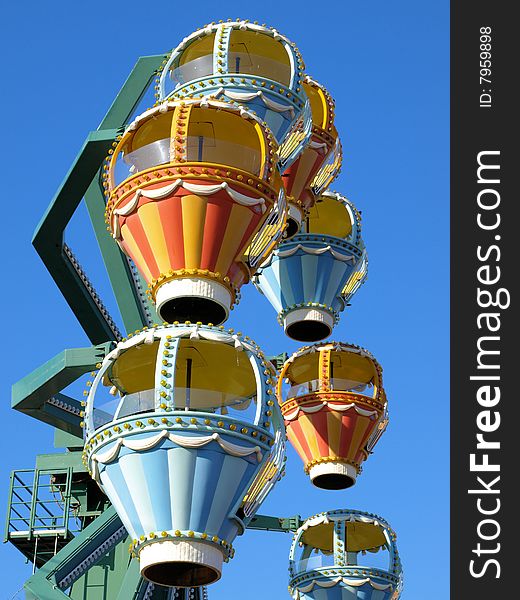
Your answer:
(0, 1), (449, 598)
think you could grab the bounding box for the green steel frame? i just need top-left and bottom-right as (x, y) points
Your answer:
(12, 343), (113, 435)
(4, 468), (78, 568)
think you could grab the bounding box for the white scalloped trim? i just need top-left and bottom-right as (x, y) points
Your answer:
(208, 87), (296, 117)
(90, 431), (262, 482)
(296, 577), (394, 594)
(112, 180), (265, 239)
(283, 401), (378, 421)
(274, 244), (356, 262)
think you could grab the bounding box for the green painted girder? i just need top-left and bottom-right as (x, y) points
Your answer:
(35, 450), (85, 474)
(83, 177), (154, 338)
(97, 55), (166, 131)
(113, 560), (177, 600)
(19, 498), (298, 599)
(82, 54), (165, 337)
(41, 394), (82, 437)
(12, 343), (113, 435)
(32, 129), (122, 345)
(23, 506), (124, 600)
(267, 352), (289, 371)
(115, 559), (146, 600)
(68, 530), (135, 600)
(21, 500), (204, 600)
(33, 55), (165, 346)
(247, 513), (302, 533)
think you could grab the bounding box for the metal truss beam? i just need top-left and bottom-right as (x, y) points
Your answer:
(32, 55), (164, 345)
(23, 506), (123, 599)
(247, 513), (302, 532)
(12, 343), (113, 434)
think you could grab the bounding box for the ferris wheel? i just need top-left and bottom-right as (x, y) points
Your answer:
(5, 19), (402, 600)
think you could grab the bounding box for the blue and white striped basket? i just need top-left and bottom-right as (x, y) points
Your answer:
(255, 192), (368, 341)
(83, 324), (285, 587)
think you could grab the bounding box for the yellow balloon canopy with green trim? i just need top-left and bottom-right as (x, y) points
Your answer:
(103, 338), (257, 411)
(284, 347), (379, 388)
(306, 193), (353, 238)
(302, 520), (387, 554)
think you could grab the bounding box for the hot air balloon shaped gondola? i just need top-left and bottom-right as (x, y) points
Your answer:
(282, 76), (342, 238)
(288, 509), (403, 599)
(277, 342), (388, 490)
(104, 99), (287, 325)
(158, 20), (313, 171)
(255, 191), (367, 342)
(83, 323), (285, 588)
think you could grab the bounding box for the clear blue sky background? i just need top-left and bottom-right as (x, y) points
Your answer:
(0, 1), (449, 597)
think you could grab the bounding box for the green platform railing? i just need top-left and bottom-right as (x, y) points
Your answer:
(4, 468), (81, 569)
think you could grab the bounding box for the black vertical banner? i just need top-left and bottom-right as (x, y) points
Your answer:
(451, 2), (517, 598)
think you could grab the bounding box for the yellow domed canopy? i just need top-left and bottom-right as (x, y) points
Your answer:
(129, 111), (173, 152)
(176, 32), (215, 71)
(165, 24), (296, 91)
(103, 340), (159, 393)
(301, 520), (387, 554)
(284, 347), (379, 387)
(303, 78), (335, 132)
(306, 193), (353, 238)
(111, 101), (273, 188)
(103, 338), (257, 412)
(185, 106), (264, 171)
(174, 339), (257, 408)
(227, 28), (292, 85)
(279, 344), (382, 401)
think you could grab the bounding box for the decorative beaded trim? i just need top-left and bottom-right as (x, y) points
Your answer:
(289, 566), (400, 592)
(130, 529), (236, 562)
(105, 164), (281, 222)
(279, 392), (386, 415)
(146, 269), (242, 306)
